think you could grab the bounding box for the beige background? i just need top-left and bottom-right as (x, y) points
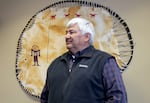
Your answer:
(0, 0), (150, 103)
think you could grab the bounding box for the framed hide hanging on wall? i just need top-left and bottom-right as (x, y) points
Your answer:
(15, 0), (134, 98)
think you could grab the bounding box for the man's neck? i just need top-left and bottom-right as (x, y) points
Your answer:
(69, 45), (91, 55)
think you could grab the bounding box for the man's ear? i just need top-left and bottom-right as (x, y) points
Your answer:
(84, 33), (91, 42)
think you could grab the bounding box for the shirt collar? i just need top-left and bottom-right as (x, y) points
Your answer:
(69, 45), (94, 58)
(61, 45), (95, 62)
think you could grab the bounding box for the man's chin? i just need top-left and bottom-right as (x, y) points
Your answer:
(66, 45), (72, 50)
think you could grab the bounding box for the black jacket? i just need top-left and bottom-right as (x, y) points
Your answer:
(41, 46), (112, 103)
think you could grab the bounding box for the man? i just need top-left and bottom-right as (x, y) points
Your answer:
(41, 17), (127, 103)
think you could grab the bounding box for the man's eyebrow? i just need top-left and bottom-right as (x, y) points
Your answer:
(66, 30), (74, 32)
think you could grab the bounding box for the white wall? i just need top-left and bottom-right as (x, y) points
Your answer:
(0, 0), (150, 103)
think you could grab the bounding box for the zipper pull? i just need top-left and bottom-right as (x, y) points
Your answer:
(69, 69), (72, 72)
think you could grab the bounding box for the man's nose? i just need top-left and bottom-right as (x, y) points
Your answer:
(65, 33), (71, 38)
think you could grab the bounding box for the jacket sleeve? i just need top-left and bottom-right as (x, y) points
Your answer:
(103, 57), (128, 103)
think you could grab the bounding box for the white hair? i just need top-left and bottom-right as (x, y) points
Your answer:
(66, 17), (95, 45)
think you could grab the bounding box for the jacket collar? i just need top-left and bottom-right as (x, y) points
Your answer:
(60, 45), (95, 62)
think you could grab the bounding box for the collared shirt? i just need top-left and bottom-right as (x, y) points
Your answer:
(103, 57), (128, 103)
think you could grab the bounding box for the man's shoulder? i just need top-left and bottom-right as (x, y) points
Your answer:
(53, 52), (69, 61)
(94, 48), (112, 57)
(48, 52), (68, 69)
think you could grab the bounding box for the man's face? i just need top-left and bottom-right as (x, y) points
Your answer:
(65, 24), (87, 53)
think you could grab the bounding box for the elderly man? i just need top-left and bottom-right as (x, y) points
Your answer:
(41, 17), (127, 103)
